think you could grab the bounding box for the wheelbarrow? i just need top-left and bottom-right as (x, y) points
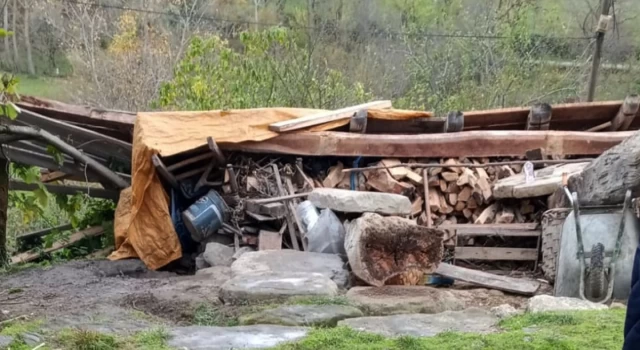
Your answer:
(554, 176), (640, 303)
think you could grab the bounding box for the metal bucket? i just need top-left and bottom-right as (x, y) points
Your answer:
(182, 190), (227, 243)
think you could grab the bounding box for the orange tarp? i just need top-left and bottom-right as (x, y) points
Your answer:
(109, 108), (433, 270)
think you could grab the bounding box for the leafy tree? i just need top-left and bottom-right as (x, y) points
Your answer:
(158, 28), (371, 110)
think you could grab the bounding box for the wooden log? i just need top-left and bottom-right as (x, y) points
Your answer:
(435, 263), (540, 295)
(269, 101), (392, 132)
(476, 177), (493, 201)
(458, 187), (472, 202)
(428, 188), (441, 213)
(344, 213), (444, 287)
(422, 169), (432, 227)
(466, 197), (478, 209)
(441, 172), (459, 182)
(225, 130), (635, 158)
(439, 194), (454, 214)
(411, 197), (424, 217)
(454, 247), (538, 261)
(11, 226), (105, 264)
(493, 162), (588, 199)
(455, 201), (466, 212)
(405, 170), (424, 185)
(443, 159), (463, 174)
(445, 182), (460, 193)
(447, 193), (458, 206)
(495, 207), (515, 224)
(381, 159), (409, 180)
(609, 94), (640, 131)
(367, 170), (414, 196)
(474, 203), (499, 224)
(427, 176), (440, 188)
(456, 168), (477, 187)
(526, 103), (552, 131)
(322, 162), (345, 188)
(439, 179), (447, 192)
(462, 208), (473, 219)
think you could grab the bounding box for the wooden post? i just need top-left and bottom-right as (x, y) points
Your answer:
(526, 103), (552, 130)
(609, 94), (640, 131)
(422, 169), (431, 228)
(587, 0), (612, 102)
(0, 158), (7, 266)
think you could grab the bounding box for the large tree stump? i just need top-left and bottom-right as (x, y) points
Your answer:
(344, 213), (444, 287)
(568, 129), (640, 205)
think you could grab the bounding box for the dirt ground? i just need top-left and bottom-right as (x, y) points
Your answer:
(0, 259), (539, 333)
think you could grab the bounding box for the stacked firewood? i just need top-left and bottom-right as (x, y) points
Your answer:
(320, 157), (543, 245)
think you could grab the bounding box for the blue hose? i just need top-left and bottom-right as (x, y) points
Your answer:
(350, 156), (362, 191)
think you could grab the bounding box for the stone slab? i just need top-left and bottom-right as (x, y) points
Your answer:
(309, 188), (412, 215)
(338, 308), (498, 337)
(346, 286), (465, 316)
(168, 325), (309, 350)
(527, 295), (608, 313)
(203, 242), (235, 267)
(231, 250), (349, 289)
(240, 304), (363, 327)
(220, 272), (339, 304)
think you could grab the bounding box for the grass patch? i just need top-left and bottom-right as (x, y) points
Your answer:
(57, 329), (119, 350)
(285, 296), (351, 306)
(10, 73), (71, 101)
(192, 304), (241, 327)
(271, 309), (626, 350)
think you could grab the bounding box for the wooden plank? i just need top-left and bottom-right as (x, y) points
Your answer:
(609, 95), (640, 131)
(438, 223), (540, 237)
(435, 263), (540, 295)
(16, 223), (74, 241)
(224, 130), (633, 158)
(454, 247), (538, 261)
(493, 162), (589, 199)
(11, 226), (105, 264)
(323, 162), (345, 188)
(12, 109), (132, 163)
(269, 101), (392, 132)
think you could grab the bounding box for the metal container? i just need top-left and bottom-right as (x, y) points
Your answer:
(182, 189), (227, 242)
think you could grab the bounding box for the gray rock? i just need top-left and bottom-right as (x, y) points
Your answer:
(220, 272), (338, 305)
(346, 286), (465, 316)
(195, 254), (210, 270)
(195, 266), (232, 284)
(233, 247), (256, 260)
(168, 325), (309, 350)
(0, 335), (14, 348)
(21, 332), (44, 346)
(527, 295), (608, 313)
(338, 308), (498, 337)
(610, 302), (626, 309)
(309, 188), (412, 216)
(203, 242), (235, 267)
(232, 250), (349, 289)
(491, 304), (522, 319)
(240, 305), (363, 327)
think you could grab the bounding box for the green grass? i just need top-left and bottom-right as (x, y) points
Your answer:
(271, 309), (626, 350)
(1, 72), (70, 101)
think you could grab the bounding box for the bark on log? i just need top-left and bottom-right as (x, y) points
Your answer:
(344, 213), (444, 287)
(569, 130), (640, 205)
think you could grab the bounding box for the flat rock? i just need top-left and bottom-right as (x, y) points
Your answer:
(240, 305), (364, 327)
(203, 243), (235, 267)
(491, 304), (522, 319)
(195, 266), (232, 283)
(232, 250), (349, 289)
(168, 325), (309, 350)
(309, 188), (412, 216)
(338, 308), (498, 337)
(233, 246), (255, 260)
(0, 335), (14, 348)
(527, 295), (608, 313)
(346, 286), (465, 316)
(220, 272), (338, 304)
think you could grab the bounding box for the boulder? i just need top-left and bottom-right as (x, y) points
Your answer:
(233, 247), (255, 261)
(239, 305), (363, 327)
(195, 253), (209, 270)
(203, 243), (235, 267)
(168, 325), (309, 350)
(309, 188), (412, 216)
(231, 250), (349, 289)
(0, 335), (14, 348)
(344, 214), (443, 286)
(338, 308), (498, 337)
(527, 295), (608, 313)
(346, 286), (465, 316)
(220, 272), (339, 304)
(490, 304), (522, 319)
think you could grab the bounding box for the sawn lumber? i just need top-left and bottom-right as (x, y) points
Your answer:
(224, 130), (633, 158)
(435, 263), (540, 295)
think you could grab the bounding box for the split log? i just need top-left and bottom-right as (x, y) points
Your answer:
(323, 162), (345, 188)
(447, 193), (458, 206)
(441, 172), (459, 182)
(411, 197), (424, 217)
(455, 201), (466, 212)
(381, 159), (408, 180)
(427, 176), (440, 188)
(366, 169), (414, 196)
(474, 203), (499, 224)
(439, 194), (454, 214)
(443, 159), (463, 173)
(444, 183), (459, 193)
(568, 130), (640, 205)
(344, 213), (444, 287)
(609, 94), (640, 131)
(439, 179), (447, 192)
(405, 170), (424, 185)
(458, 187), (472, 202)
(428, 189), (441, 212)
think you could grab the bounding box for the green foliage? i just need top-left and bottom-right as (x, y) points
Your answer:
(56, 329), (119, 350)
(271, 309), (625, 350)
(286, 296), (350, 306)
(158, 28), (371, 111)
(192, 304), (241, 327)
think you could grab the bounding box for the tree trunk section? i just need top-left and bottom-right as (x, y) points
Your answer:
(344, 213), (444, 287)
(3, 2), (9, 64)
(24, 5), (35, 75)
(568, 130), (640, 205)
(11, 0), (18, 70)
(0, 158), (8, 267)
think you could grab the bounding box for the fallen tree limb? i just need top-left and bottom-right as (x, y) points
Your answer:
(15, 223), (73, 241)
(11, 226), (105, 264)
(0, 125), (129, 189)
(225, 130), (633, 158)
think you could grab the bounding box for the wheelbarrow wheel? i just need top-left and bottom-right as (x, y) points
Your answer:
(587, 242), (606, 300)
